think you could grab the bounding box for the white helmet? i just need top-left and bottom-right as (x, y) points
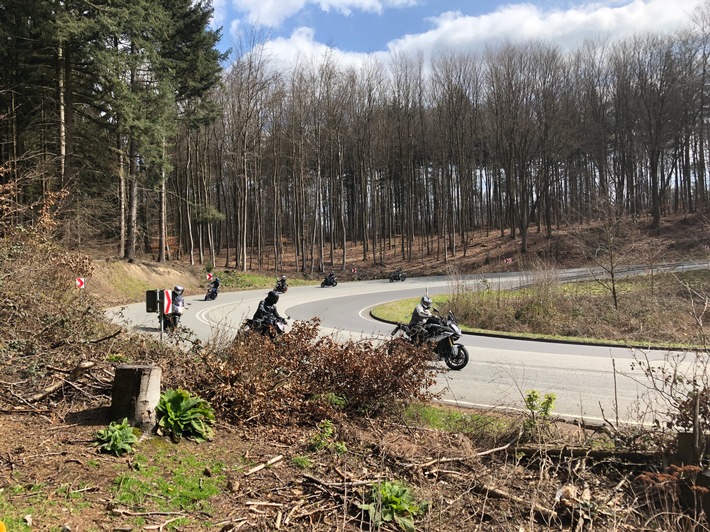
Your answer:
(421, 296), (432, 309)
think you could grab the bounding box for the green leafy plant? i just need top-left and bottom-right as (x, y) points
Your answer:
(156, 389), (215, 443)
(358, 480), (429, 532)
(523, 389), (556, 436)
(292, 456), (313, 469)
(309, 420), (347, 455)
(94, 418), (138, 456)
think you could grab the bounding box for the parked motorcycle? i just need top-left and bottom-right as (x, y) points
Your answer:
(204, 286), (219, 301)
(242, 315), (288, 338)
(391, 310), (469, 370)
(389, 269), (407, 282)
(321, 273), (338, 288)
(275, 278), (288, 294)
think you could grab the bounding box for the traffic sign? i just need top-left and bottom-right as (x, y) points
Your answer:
(206, 273), (214, 281)
(162, 289), (172, 314)
(76, 277), (85, 289)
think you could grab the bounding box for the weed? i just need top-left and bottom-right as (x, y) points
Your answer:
(523, 389), (556, 438)
(94, 418), (139, 456)
(156, 388), (215, 443)
(358, 480), (429, 532)
(309, 420), (347, 455)
(292, 456), (313, 469)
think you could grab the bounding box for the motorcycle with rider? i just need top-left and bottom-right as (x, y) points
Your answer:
(205, 276), (220, 301)
(160, 285), (187, 331)
(243, 290), (288, 338)
(275, 275), (288, 294)
(321, 272), (338, 287)
(391, 296), (469, 370)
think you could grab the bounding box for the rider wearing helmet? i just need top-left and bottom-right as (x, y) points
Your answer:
(276, 275), (287, 292)
(409, 296), (439, 341)
(253, 290), (283, 321)
(170, 285), (186, 318)
(410, 296), (434, 326)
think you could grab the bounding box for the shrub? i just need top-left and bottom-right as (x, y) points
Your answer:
(156, 389), (215, 443)
(358, 480), (429, 532)
(94, 418), (139, 456)
(197, 318), (438, 426)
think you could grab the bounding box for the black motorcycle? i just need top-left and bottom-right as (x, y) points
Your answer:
(274, 279), (288, 294)
(391, 310), (469, 370)
(204, 286), (219, 301)
(243, 315), (287, 338)
(321, 273), (338, 288)
(389, 269), (407, 282)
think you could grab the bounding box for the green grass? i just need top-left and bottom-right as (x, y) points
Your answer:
(373, 269), (710, 348)
(403, 403), (513, 436)
(112, 451), (225, 517)
(214, 270), (316, 291)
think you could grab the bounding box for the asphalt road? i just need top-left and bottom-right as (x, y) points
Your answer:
(110, 264), (707, 423)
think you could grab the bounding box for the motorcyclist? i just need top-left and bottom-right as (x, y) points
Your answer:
(209, 276), (220, 291)
(253, 290), (283, 322)
(408, 296), (439, 342)
(172, 285), (185, 313)
(325, 272), (335, 284)
(276, 275), (287, 292)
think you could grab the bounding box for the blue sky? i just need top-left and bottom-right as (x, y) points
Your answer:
(211, 0), (707, 66)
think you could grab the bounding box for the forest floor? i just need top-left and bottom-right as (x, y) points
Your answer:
(3, 212), (710, 531)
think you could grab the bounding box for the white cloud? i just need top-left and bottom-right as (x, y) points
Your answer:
(259, 26), (377, 71)
(228, 0), (708, 74)
(230, 0), (416, 27)
(386, 0), (706, 59)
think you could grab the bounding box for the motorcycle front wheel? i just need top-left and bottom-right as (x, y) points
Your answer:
(332, 280), (338, 287)
(445, 344), (469, 370)
(321, 281), (326, 287)
(400, 274), (407, 281)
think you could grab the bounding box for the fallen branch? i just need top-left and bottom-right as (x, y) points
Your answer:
(469, 481), (557, 521)
(302, 473), (383, 491)
(50, 329), (122, 349)
(110, 508), (185, 518)
(27, 361), (95, 403)
(510, 445), (658, 462)
(244, 455), (283, 476)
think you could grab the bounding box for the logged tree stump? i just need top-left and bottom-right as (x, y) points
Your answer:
(111, 365), (162, 432)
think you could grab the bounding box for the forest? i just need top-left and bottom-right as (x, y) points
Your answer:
(3, 0), (710, 273)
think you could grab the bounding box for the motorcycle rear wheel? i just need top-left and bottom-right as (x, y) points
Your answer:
(445, 344), (469, 370)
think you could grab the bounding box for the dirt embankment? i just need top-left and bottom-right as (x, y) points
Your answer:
(89, 259), (207, 307)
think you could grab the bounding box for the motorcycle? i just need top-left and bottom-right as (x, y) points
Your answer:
(321, 273), (338, 288)
(391, 310), (469, 370)
(242, 315), (288, 338)
(158, 301), (186, 331)
(274, 279), (288, 294)
(389, 270), (407, 282)
(204, 286), (219, 301)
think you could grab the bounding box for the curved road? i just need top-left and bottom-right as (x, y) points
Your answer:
(111, 264), (706, 423)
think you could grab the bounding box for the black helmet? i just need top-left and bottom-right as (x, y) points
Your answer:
(266, 290), (279, 305)
(420, 296), (432, 309)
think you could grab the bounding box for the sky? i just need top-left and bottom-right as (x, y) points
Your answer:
(211, 0), (709, 68)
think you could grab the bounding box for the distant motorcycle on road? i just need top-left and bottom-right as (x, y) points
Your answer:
(321, 273), (338, 288)
(389, 269), (407, 282)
